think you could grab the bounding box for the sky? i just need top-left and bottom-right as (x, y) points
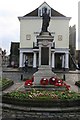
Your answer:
(0, 0), (80, 55)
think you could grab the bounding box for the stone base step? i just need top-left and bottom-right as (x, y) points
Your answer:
(24, 85), (66, 91)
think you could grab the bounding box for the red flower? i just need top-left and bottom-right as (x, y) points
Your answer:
(55, 83), (62, 86)
(40, 78), (48, 85)
(24, 79), (33, 86)
(56, 79), (63, 86)
(49, 76), (70, 90)
(62, 82), (70, 90)
(66, 85), (70, 90)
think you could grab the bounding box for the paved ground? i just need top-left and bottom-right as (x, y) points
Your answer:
(2, 67), (80, 93)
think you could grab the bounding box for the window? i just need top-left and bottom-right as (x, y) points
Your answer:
(38, 7), (51, 17)
(26, 34), (31, 40)
(58, 35), (62, 41)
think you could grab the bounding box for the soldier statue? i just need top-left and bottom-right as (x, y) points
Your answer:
(41, 8), (50, 32)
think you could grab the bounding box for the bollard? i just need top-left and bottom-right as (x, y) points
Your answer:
(63, 74), (65, 81)
(21, 74), (23, 81)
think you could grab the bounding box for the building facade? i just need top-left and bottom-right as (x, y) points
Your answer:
(78, 1), (80, 50)
(69, 25), (76, 69)
(78, 1), (80, 67)
(18, 2), (71, 69)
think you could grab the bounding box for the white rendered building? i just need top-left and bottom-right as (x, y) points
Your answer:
(18, 2), (71, 69)
(78, 1), (80, 66)
(78, 1), (80, 50)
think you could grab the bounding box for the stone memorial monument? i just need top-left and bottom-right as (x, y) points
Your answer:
(33, 8), (55, 85)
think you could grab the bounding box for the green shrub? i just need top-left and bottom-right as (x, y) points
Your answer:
(0, 78), (14, 91)
(3, 90), (80, 101)
(2, 90), (80, 107)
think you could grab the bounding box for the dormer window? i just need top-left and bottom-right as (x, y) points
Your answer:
(38, 3), (51, 17)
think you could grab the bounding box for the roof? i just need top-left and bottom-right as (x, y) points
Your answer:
(51, 8), (65, 17)
(24, 8), (38, 17)
(23, 2), (65, 17)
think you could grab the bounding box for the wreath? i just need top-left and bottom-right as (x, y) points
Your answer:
(49, 77), (58, 85)
(55, 79), (63, 86)
(40, 78), (48, 85)
(24, 79), (33, 86)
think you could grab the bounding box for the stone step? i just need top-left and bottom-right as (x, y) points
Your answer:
(24, 85), (66, 91)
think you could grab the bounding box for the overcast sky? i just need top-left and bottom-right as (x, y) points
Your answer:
(0, 0), (79, 55)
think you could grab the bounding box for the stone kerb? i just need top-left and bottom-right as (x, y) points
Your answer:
(2, 102), (80, 120)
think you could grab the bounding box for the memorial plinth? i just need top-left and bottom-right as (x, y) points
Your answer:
(33, 32), (55, 85)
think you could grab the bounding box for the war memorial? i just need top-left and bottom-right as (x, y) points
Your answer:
(2, 2), (80, 120)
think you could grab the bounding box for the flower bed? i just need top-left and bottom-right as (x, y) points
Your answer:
(0, 78), (14, 91)
(75, 81), (80, 87)
(2, 90), (80, 107)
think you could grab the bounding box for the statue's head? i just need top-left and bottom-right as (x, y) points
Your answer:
(44, 8), (47, 13)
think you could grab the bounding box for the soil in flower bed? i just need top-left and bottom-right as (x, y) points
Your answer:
(2, 90), (80, 107)
(0, 78), (14, 91)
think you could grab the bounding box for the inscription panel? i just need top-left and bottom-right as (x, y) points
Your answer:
(41, 47), (49, 65)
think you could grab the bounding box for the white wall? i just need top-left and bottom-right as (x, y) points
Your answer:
(20, 18), (41, 48)
(78, 1), (80, 50)
(20, 17), (70, 49)
(49, 19), (69, 48)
